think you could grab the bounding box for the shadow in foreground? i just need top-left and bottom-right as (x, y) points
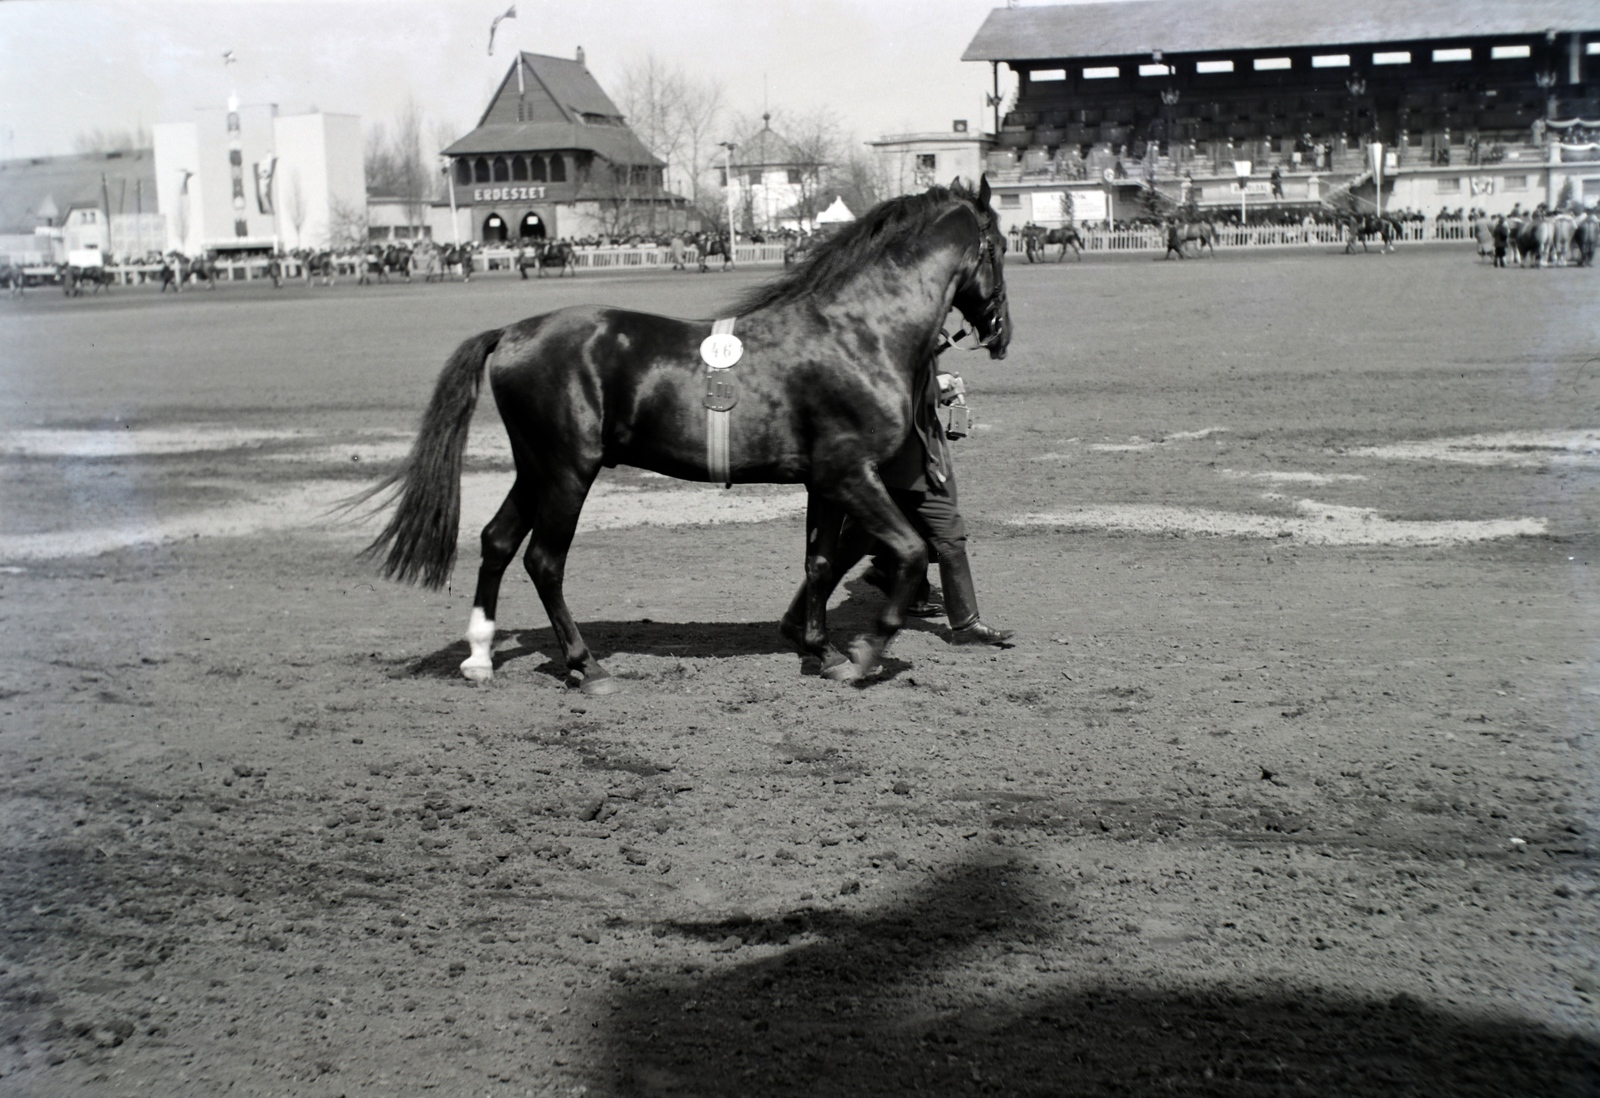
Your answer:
(399, 577), (944, 681)
(601, 859), (1599, 1097)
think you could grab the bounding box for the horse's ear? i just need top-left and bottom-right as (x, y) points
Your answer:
(978, 174), (992, 209)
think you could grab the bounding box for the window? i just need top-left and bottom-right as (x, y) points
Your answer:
(916, 154), (936, 171)
(748, 170), (762, 186)
(1504, 175), (1528, 191)
(473, 158), (490, 183)
(1196, 60), (1234, 74)
(1312, 54), (1350, 68)
(1083, 66), (1119, 79)
(787, 169), (802, 184)
(1436, 178), (1461, 194)
(1030, 69), (1066, 81)
(1433, 48), (1471, 62)
(1139, 63), (1174, 76)
(1373, 51), (1411, 65)
(549, 155), (566, 182)
(529, 155), (546, 182)
(1588, 42), (1600, 55)
(493, 156), (510, 182)
(1253, 57), (1291, 71)
(1491, 45), (1531, 59)
(999, 194), (1021, 209)
(456, 160), (471, 186)
(512, 155), (527, 181)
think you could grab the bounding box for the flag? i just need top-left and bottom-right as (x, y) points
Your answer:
(255, 156), (277, 215)
(985, 93), (1001, 107)
(488, 5), (516, 55)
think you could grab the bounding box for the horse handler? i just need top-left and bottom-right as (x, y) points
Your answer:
(781, 327), (1014, 650)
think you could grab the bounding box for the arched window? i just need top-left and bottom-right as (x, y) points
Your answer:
(474, 157), (491, 183)
(529, 156), (547, 182)
(455, 159), (471, 186)
(512, 155), (528, 182)
(518, 212), (545, 239)
(549, 154), (566, 182)
(492, 156), (510, 182)
(482, 212), (507, 243)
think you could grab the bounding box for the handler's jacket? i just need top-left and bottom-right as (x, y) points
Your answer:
(879, 353), (952, 494)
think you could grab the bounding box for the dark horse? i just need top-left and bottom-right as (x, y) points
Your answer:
(536, 240), (577, 278)
(1023, 224), (1084, 262)
(1341, 212), (1398, 254)
(697, 233), (734, 272)
(1163, 219), (1216, 259)
(358, 179), (1011, 693)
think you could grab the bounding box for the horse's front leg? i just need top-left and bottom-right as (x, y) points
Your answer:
(824, 473), (926, 683)
(779, 493), (854, 673)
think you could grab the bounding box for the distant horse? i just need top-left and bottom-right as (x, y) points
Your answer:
(1163, 220), (1216, 259)
(61, 263), (113, 296)
(1510, 216), (1548, 267)
(266, 255), (284, 289)
(356, 179), (1012, 692)
(1341, 213), (1397, 254)
(697, 233), (734, 272)
(414, 243), (444, 283)
(0, 262), (24, 297)
(1544, 214), (1577, 267)
(384, 244), (413, 282)
(182, 255), (220, 289)
(1024, 224), (1084, 262)
(305, 251), (337, 287)
(536, 240), (577, 278)
(1574, 214), (1599, 268)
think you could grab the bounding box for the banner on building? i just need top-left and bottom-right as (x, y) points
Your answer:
(254, 156), (277, 215)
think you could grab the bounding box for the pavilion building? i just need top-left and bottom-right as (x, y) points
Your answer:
(441, 49), (687, 242)
(962, 0), (1600, 227)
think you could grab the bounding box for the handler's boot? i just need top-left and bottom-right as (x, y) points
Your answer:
(940, 550), (1015, 647)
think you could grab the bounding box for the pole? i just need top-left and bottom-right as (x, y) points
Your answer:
(445, 163), (461, 245)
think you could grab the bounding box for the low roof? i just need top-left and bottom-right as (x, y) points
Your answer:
(962, 0), (1600, 63)
(0, 150), (156, 234)
(444, 122), (663, 167)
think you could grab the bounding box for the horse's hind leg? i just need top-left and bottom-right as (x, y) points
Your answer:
(821, 473), (927, 682)
(522, 479), (615, 694)
(460, 487), (534, 682)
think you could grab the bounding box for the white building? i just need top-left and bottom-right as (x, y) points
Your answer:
(154, 103), (364, 254)
(868, 123), (994, 198)
(723, 115), (821, 233)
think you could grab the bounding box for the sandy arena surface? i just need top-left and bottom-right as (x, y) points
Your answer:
(1, 247), (1597, 1096)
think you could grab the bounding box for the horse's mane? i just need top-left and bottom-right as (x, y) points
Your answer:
(726, 182), (986, 315)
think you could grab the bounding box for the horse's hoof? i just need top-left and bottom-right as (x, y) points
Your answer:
(578, 673), (621, 696)
(822, 657), (863, 683)
(460, 659), (494, 683)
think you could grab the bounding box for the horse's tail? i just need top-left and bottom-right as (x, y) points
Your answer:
(355, 328), (503, 589)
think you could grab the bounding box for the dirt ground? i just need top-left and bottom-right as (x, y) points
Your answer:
(1, 248), (1597, 1097)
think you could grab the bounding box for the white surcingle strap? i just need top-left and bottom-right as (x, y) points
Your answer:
(703, 317), (739, 487)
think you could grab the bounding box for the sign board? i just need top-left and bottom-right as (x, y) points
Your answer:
(1233, 160), (1253, 177)
(1232, 181), (1272, 195)
(472, 186), (547, 203)
(66, 249), (103, 268)
(1067, 189), (1107, 223)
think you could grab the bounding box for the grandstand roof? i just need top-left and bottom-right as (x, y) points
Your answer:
(0, 149), (156, 235)
(962, 0), (1600, 63)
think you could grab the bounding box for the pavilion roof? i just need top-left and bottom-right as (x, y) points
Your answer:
(443, 122), (663, 167)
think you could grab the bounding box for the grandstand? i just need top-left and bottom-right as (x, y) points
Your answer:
(962, 0), (1600, 227)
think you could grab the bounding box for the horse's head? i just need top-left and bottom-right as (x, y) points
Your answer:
(950, 176), (1011, 361)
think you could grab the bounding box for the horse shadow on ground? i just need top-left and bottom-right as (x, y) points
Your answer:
(398, 577), (943, 684)
(597, 856), (1599, 1097)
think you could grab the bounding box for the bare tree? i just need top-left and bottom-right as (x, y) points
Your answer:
(389, 99), (432, 232)
(327, 196), (369, 250)
(618, 54), (725, 231)
(827, 146), (887, 221)
(781, 107), (844, 230)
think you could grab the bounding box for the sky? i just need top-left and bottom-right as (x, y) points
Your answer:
(0, 0), (1099, 162)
